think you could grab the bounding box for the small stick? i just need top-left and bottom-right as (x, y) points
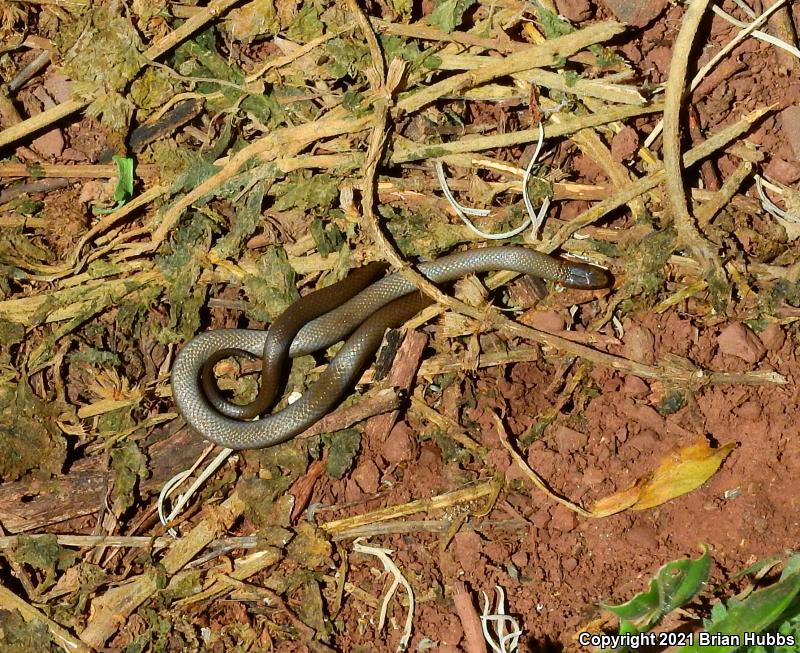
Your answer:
(330, 518), (528, 541)
(297, 387), (403, 439)
(410, 396), (486, 454)
(0, 162), (159, 179)
(391, 103), (663, 163)
(696, 160), (753, 229)
(0, 534), (260, 549)
(374, 18), (525, 53)
(7, 50), (51, 93)
(453, 581), (489, 653)
(0, 177), (71, 204)
(289, 459), (327, 522)
(364, 331), (428, 442)
(322, 476), (503, 534)
(766, 1), (799, 72)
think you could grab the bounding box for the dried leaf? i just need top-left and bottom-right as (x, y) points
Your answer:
(111, 440), (148, 515)
(287, 522), (332, 569)
(592, 440), (737, 516)
(225, 0), (280, 42)
(0, 382), (67, 482)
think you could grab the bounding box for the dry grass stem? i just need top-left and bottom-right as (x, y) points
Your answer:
(494, 413), (592, 517)
(662, 0), (727, 306)
(542, 106), (772, 252)
(391, 103), (663, 163)
(435, 56), (646, 105)
(396, 21), (624, 115)
(322, 476), (504, 535)
(78, 493), (245, 648)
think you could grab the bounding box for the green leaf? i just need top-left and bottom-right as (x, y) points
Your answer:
(272, 171), (339, 212)
(310, 218), (344, 256)
(286, 3), (323, 42)
(323, 37), (370, 79)
(0, 608), (57, 652)
(658, 388), (686, 415)
(241, 246), (298, 322)
(781, 554), (800, 579)
(381, 35), (440, 72)
(530, 0), (574, 38)
(564, 70), (581, 87)
(111, 440), (148, 514)
(387, 0), (412, 18)
(0, 382), (67, 482)
(427, 0), (476, 33)
(92, 155), (135, 215)
(67, 348), (122, 367)
(213, 174), (274, 259)
(683, 567), (800, 653)
(112, 155), (135, 203)
(603, 547), (711, 634)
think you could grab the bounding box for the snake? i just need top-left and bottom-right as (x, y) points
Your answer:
(171, 246), (611, 450)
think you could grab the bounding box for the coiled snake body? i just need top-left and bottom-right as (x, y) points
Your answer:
(172, 246), (610, 450)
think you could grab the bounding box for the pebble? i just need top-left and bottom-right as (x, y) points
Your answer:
(717, 322), (766, 363)
(511, 550), (529, 568)
(780, 106), (800, 160)
(552, 424), (589, 454)
(621, 322), (656, 365)
(759, 323), (785, 352)
(527, 309), (566, 333)
(626, 523), (659, 548)
(611, 126), (639, 162)
(550, 505), (578, 532)
(381, 421), (416, 464)
(596, 0), (669, 27)
(532, 507), (552, 529)
(582, 466), (606, 486)
(351, 460), (380, 494)
(764, 157), (800, 185)
(555, 0), (593, 21)
(452, 531), (482, 570)
(622, 375), (650, 396)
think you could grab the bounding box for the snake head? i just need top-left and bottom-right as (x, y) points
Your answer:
(562, 261), (613, 290)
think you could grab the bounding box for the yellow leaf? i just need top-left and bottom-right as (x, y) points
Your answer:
(591, 441), (737, 517)
(591, 484), (641, 518)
